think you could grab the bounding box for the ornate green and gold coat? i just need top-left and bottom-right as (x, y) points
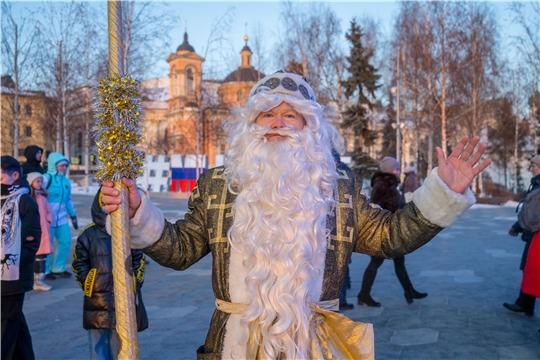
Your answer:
(125, 164), (475, 359)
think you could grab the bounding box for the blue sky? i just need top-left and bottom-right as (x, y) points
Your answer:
(165, 1), (400, 78)
(163, 1), (527, 80)
(169, 1), (398, 50)
(6, 1), (532, 82)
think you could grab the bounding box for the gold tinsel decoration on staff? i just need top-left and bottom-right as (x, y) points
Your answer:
(93, 74), (144, 182)
(91, 2), (141, 359)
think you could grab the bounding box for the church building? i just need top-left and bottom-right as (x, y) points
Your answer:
(141, 32), (264, 168)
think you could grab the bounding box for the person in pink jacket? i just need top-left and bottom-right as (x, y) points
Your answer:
(27, 172), (53, 291)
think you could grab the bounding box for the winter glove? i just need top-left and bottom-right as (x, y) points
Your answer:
(71, 216), (79, 230)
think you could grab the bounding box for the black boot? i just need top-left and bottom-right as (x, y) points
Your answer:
(404, 286), (428, 304)
(514, 291), (535, 316)
(394, 258), (427, 304)
(358, 292), (381, 307)
(357, 269), (381, 307)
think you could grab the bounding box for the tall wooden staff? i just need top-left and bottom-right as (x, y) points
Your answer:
(93, 1), (143, 358)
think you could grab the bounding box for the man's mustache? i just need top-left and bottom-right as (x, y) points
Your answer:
(250, 124), (299, 139)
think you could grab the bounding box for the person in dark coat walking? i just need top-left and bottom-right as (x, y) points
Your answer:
(72, 188), (146, 360)
(504, 155), (540, 316)
(402, 165), (420, 203)
(357, 156), (428, 307)
(21, 146), (45, 175)
(1, 156), (41, 360)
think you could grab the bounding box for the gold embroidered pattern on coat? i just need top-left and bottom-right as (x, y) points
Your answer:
(328, 186), (354, 250)
(190, 184), (200, 202)
(207, 168), (233, 252)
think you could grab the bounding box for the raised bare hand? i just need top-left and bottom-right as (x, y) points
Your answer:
(437, 136), (491, 194)
(100, 178), (141, 219)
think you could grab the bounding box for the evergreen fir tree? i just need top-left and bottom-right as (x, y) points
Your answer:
(341, 19), (381, 178)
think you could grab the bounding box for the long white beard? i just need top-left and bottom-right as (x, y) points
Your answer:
(223, 124), (338, 359)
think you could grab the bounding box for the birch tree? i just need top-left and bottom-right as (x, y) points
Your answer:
(392, 1), (438, 174)
(510, 1), (540, 156)
(430, 2), (464, 154)
(1, 3), (36, 158)
(199, 6), (235, 80)
(120, 1), (178, 80)
(509, 1), (540, 82)
(454, 2), (500, 194)
(251, 22), (268, 80)
(35, 0), (86, 160)
(277, 2), (345, 103)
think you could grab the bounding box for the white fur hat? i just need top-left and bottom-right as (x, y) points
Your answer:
(249, 71), (316, 102)
(26, 172), (44, 187)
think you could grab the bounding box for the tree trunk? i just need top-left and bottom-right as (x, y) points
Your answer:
(428, 127), (433, 172)
(56, 41), (62, 153)
(514, 72), (520, 193)
(122, 1), (134, 74)
(414, 114), (419, 172)
(60, 39), (69, 176)
(471, 81), (478, 196)
(85, 111), (90, 192)
(478, 162), (483, 195)
(478, 126), (487, 195)
(13, 23), (20, 159)
(441, 63), (447, 154)
(504, 161), (508, 189)
(396, 48), (401, 165)
(62, 75), (69, 161)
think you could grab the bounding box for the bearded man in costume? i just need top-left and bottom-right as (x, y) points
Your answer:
(101, 72), (490, 359)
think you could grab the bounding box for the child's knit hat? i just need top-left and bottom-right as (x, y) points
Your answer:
(26, 172), (44, 187)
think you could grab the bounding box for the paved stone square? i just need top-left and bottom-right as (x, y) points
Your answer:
(25, 193), (540, 359)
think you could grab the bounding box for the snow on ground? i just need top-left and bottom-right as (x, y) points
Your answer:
(71, 182), (100, 196)
(503, 200), (520, 208)
(456, 200), (518, 210)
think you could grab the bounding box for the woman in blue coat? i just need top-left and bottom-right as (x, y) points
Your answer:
(43, 152), (78, 279)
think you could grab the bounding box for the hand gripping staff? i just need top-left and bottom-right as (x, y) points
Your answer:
(92, 2), (144, 358)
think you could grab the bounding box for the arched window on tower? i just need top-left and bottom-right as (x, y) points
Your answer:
(171, 66), (179, 97)
(187, 67), (194, 95)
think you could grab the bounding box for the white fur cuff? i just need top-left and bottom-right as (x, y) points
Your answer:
(105, 190), (165, 249)
(412, 167), (476, 228)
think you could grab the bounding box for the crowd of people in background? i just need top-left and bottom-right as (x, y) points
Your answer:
(1, 146), (79, 360)
(1, 146), (146, 360)
(1, 144), (539, 359)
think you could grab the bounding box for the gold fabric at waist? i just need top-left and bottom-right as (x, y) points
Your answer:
(215, 298), (374, 359)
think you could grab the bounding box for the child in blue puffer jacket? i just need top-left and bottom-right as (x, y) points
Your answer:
(43, 152), (78, 279)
